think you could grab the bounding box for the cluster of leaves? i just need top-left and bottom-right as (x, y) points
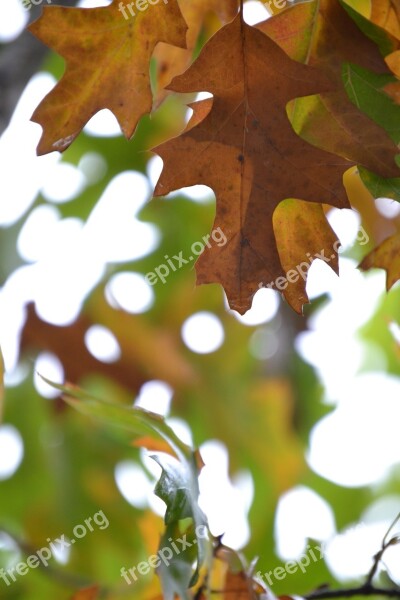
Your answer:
(29, 0), (400, 314)
(2, 1), (400, 599)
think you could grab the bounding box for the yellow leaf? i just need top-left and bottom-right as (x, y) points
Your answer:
(273, 199), (340, 314)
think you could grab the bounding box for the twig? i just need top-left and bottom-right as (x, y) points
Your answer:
(365, 513), (400, 586)
(306, 514), (400, 600)
(305, 585), (400, 600)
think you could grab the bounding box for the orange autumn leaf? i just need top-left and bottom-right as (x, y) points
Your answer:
(132, 435), (177, 455)
(385, 49), (400, 76)
(70, 586), (99, 600)
(153, 0), (238, 105)
(29, 0), (187, 154)
(210, 545), (270, 599)
(222, 571), (262, 599)
(154, 14), (356, 314)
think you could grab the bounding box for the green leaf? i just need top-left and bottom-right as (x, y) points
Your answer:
(358, 165), (400, 202)
(341, 62), (400, 201)
(41, 377), (210, 599)
(153, 454), (196, 525)
(151, 447), (209, 598)
(340, 0), (398, 56)
(40, 377), (191, 460)
(156, 522), (200, 600)
(342, 62), (400, 144)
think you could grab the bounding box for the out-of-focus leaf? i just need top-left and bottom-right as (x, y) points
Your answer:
(384, 79), (400, 102)
(132, 436), (176, 456)
(47, 379), (209, 599)
(0, 346), (4, 423)
(21, 302), (145, 396)
(85, 290), (198, 388)
(71, 585), (99, 600)
(359, 282), (400, 374)
(208, 545), (271, 599)
(45, 378), (192, 459)
(385, 49), (400, 77)
(21, 296), (198, 394)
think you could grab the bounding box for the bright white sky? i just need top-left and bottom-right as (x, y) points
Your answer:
(1, 0), (400, 584)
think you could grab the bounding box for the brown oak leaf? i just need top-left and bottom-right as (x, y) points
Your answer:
(154, 0), (238, 106)
(154, 14), (357, 314)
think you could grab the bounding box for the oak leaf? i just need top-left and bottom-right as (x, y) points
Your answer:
(29, 0), (187, 154)
(154, 14), (359, 313)
(20, 302), (145, 395)
(154, 0), (238, 105)
(273, 200), (340, 312)
(20, 296), (197, 395)
(359, 232), (400, 289)
(256, 0), (400, 307)
(258, 0), (400, 175)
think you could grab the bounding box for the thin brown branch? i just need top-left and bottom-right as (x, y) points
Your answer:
(305, 585), (400, 600)
(365, 513), (400, 586)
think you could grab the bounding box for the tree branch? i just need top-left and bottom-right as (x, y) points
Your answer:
(305, 585), (400, 600)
